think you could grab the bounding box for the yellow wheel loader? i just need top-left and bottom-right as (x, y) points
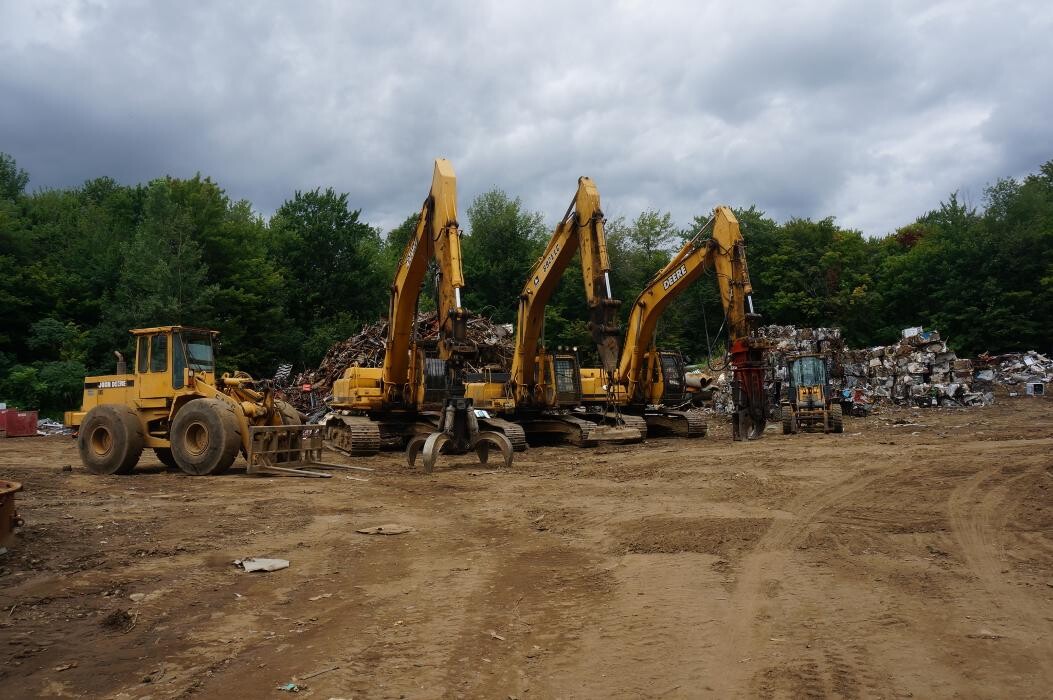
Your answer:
(64, 326), (355, 477)
(781, 352), (843, 434)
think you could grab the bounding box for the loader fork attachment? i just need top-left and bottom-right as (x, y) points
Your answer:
(248, 424), (373, 478)
(406, 397), (513, 473)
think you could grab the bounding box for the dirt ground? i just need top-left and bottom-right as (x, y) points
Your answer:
(1, 398), (1051, 699)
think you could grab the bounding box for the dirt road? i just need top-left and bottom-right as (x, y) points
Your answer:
(1, 398), (1050, 698)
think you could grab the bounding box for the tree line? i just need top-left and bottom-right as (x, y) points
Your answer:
(1, 152), (1050, 413)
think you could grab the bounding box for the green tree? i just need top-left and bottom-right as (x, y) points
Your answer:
(461, 189), (547, 322)
(103, 180), (215, 352)
(270, 188), (386, 365)
(0, 152), (29, 200)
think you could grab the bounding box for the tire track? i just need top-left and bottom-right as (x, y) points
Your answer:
(946, 461), (1053, 665)
(711, 465), (900, 697)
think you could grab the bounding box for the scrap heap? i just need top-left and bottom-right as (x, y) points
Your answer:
(284, 312), (514, 411)
(707, 325), (1047, 413)
(974, 350), (1052, 395)
(849, 327), (990, 406)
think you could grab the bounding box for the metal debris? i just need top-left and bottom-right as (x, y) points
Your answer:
(284, 312), (514, 411)
(708, 325), (1048, 413)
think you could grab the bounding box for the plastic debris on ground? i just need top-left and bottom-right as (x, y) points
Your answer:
(234, 557), (290, 572)
(37, 418), (73, 436)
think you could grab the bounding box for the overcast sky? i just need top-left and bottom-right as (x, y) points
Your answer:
(2, 1), (1051, 237)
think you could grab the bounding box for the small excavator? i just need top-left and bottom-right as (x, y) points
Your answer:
(580, 206), (769, 440)
(465, 177), (643, 445)
(323, 159), (514, 471)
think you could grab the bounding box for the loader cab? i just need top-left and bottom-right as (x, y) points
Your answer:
(787, 353), (828, 409)
(131, 327), (218, 400)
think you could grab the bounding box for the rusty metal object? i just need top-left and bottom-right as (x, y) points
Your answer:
(0, 480), (24, 546)
(731, 337), (769, 441)
(286, 311), (514, 412)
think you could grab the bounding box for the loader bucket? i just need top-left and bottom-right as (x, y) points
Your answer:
(247, 424), (373, 478)
(1, 480), (24, 547)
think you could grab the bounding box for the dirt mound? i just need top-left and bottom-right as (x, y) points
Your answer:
(614, 516), (771, 557)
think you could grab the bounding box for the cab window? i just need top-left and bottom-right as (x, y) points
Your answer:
(137, 336), (149, 373)
(151, 334), (168, 373)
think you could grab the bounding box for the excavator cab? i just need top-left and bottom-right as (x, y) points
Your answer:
(656, 351), (688, 405)
(781, 352), (843, 434)
(550, 352), (584, 407)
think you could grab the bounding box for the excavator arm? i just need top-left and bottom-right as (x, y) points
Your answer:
(509, 176), (621, 405)
(617, 206), (768, 439)
(383, 158), (472, 405)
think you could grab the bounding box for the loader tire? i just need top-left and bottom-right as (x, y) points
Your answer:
(782, 411), (793, 435)
(829, 403), (844, 434)
(79, 405), (144, 475)
(154, 447), (178, 469)
(171, 398), (241, 476)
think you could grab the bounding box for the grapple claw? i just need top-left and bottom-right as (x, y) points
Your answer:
(405, 434), (428, 467)
(471, 430), (513, 468)
(421, 432), (451, 474)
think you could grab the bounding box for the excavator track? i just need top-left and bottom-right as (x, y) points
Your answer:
(323, 414), (382, 456)
(615, 412), (649, 436)
(548, 413), (642, 446)
(643, 409), (708, 438)
(479, 417), (529, 452)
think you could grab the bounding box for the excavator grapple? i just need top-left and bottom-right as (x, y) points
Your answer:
(406, 397), (513, 473)
(322, 158), (515, 471)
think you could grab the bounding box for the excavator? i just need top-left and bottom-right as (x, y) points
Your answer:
(464, 177), (644, 445)
(322, 159), (514, 471)
(580, 206), (769, 440)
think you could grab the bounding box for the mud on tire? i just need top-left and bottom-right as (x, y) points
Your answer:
(78, 405), (144, 475)
(170, 398), (242, 476)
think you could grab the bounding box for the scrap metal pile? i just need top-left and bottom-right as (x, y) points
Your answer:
(842, 327), (992, 406)
(707, 325), (1048, 413)
(284, 312), (515, 411)
(974, 350), (1052, 395)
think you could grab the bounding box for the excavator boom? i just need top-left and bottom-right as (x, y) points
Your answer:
(615, 206), (767, 439)
(327, 159), (512, 468)
(383, 158), (471, 403)
(510, 176), (622, 404)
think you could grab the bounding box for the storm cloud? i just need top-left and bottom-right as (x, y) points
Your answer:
(2, 1), (1051, 235)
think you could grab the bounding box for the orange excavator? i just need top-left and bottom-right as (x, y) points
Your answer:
(580, 206), (769, 440)
(323, 159), (514, 470)
(464, 177), (643, 445)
